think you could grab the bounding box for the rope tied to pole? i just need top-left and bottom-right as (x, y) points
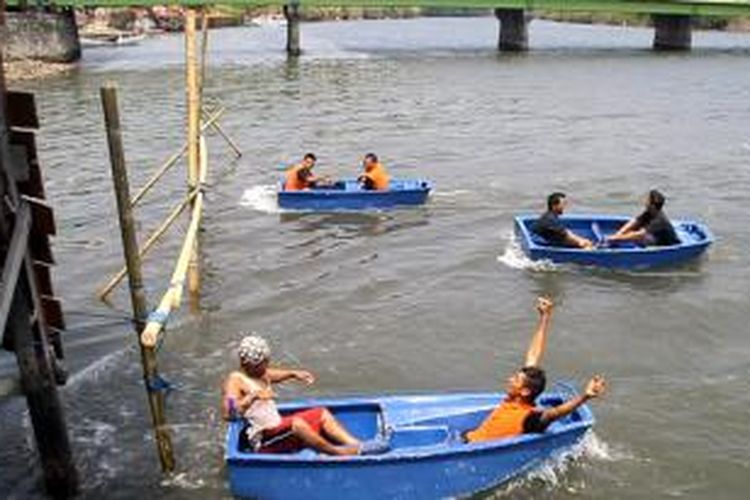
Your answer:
(146, 373), (174, 394)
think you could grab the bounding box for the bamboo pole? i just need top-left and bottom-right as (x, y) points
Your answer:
(200, 7), (209, 101)
(129, 107), (224, 209)
(97, 190), (197, 300)
(185, 8), (201, 309)
(208, 119), (242, 158)
(141, 137), (207, 349)
(100, 82), (175, 472)
(141, 193), (204, 348)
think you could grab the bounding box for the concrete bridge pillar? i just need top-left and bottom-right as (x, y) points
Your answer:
(283, 3), (301, 57)
(4, 8), (81, 63)
(495, 9), (528, 52)
(653, 14), (692, 50)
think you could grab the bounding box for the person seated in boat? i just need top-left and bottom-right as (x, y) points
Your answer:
(532, 192), (594, 249)
(222, 334), (388, 456)
(465, 297), (606, 443)
(357, 153), (390, 191)
(604, 189), (679, 247)
(284, 153), (331, 191)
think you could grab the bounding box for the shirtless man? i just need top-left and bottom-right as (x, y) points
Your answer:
(222, 334), (387, 455)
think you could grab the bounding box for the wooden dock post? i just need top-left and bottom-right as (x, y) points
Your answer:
(185, 8), (202, 311)
(9, 268), (80, 497)
(0, 31), (79, 493)
(100, 82), (175, 472)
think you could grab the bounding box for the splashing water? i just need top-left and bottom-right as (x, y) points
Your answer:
(239, 184), (282, 214)
(496, 230), (558, 272)
(496, 431), (627, 497)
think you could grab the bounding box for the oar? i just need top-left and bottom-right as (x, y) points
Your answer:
(591, 222), (608, 248)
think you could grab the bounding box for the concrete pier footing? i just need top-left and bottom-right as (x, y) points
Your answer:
(283, 4), (301, 57)
(653, 14), (692, 50)
(4, 8), (81, 63)
(495, 8), (528, 52)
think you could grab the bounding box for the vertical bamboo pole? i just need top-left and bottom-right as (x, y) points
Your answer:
(100, 82), (175, 472)
(185, 9), (201, 312)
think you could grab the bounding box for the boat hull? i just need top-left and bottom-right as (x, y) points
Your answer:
(514, 214), (713, 269)
(226, 392), (593, 499)
(277, 179), (431, 211)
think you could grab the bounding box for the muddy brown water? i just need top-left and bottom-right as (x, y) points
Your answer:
(1, 17), (749, 499)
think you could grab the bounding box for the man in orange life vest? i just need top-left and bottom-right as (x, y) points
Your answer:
(466, 297), (607, 443)
(285, 153), (325, 191)
(357, 153), (390, 191)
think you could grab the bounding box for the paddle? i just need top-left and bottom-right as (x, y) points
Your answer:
(591, 222), (609, 248)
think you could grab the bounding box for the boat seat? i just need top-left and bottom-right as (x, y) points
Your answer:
(390, 425), (450, 450)
(529, 232), (553, 247)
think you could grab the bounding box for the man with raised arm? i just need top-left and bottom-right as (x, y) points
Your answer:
(466, 297), (606, 442)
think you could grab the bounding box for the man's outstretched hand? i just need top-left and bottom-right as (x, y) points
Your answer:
(536, 297), (554, 316)
(584, 375), (607, 399)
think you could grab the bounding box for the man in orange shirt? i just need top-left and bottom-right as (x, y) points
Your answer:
(466, 298), (606, 443)
(357, 153), (390, 191)
(284, 153), (327, 191)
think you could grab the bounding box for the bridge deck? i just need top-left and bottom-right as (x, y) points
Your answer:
(6, 1), (750, 18)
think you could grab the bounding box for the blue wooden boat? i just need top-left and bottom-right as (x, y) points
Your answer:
(225, 391), (593, 499)
(277, 179), (431, 211)
(514, 214), (713, 269)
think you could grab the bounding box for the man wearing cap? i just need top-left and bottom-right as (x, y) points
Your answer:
(222, 334), (387, 456)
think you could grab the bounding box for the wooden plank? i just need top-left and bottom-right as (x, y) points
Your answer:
(29, 232), (54, 265)
(7, 91), (39, 129)
(23, 195), (56, 236)
(0, 202), (31, 350)
(8, 144), (30, 183)
(33, 261), (53, 297)
(40, 295), (65, 331)
(9, 130), (45, 199)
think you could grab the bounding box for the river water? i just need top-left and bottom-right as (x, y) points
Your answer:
(2, 17), (750, 499)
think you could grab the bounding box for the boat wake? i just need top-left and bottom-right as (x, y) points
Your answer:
(497, 432), (630, 497)
(496, 230), (558, 272)
(239, 184), (282, 214)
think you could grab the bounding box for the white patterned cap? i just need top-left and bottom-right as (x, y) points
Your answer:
(238, 334), (271, 367)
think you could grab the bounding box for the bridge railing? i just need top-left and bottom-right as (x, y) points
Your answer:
(5, 0), (750, 17)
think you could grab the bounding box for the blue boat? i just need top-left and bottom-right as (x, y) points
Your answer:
(514, 214), (713, 269)
(277, 179), (431, 211)
(225, 391), (593, 499)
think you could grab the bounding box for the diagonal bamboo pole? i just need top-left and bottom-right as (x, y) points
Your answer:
(97, 190), (197, 300)
(130, 106), (224, 208)
(207, 119), (242, 158)
(141, 137), (207, 349)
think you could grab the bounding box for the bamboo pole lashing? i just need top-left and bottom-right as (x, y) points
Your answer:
(130, 106), (224, 208)
(97, 190), (198, 300)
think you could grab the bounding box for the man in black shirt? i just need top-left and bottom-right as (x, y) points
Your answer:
(532, 192), (594, 249)
(606, 190), (679, 247)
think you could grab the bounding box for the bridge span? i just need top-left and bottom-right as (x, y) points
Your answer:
(10, 1), (750, 52)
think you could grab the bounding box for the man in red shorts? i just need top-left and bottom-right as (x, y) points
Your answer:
(222, 334), (387, 456)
